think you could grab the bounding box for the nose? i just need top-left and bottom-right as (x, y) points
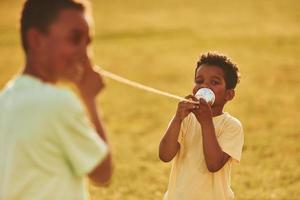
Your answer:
(78, 44), (91, 63)
(79, 43), (88, 56)
(193, 82), (210, 95)
(199, 80), (210, 89)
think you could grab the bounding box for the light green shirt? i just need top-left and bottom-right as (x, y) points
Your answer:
(0, 75), (108, 200)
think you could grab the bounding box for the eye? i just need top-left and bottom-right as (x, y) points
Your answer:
(195, 79), (203, 84)
(211, 80), (220, 85)
(70, 34), (81, 45)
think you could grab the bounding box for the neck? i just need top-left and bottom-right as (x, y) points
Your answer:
(211, 104), (224, 117)
(23, 57), (57, 83)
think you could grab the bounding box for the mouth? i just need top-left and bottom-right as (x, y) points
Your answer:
(73, 63), (84, 81)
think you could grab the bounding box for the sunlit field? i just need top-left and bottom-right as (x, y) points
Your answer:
(0, 0), (299, 199)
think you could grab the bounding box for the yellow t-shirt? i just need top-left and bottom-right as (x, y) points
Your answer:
(0, 75), (108, 200)
(164, 112), (244, 200)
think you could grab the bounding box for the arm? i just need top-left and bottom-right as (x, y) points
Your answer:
(200, 116), (230, 172)
(192, 98), (230, 172)
(81, 95), (113, 186)
(159, 96), (196, 162)
(76, 57), (113, 186)
(159, 116), (182, 162)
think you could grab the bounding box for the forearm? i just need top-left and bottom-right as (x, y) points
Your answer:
(81, 95), (113, 185)
(201, 118), (228, 172)
(159, 116), (182, 162)
(81, 96), (108, 142)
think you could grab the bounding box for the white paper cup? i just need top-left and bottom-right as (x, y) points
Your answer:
(195, 88), (215, 105)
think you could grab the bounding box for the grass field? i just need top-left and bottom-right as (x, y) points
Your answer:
(0, 0), (299, 199)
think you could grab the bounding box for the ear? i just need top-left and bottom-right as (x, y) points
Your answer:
(225, 89), (235, 101)
(26, 28), (46, 52)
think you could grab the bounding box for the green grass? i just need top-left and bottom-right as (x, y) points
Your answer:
(1, 0), (300, 199)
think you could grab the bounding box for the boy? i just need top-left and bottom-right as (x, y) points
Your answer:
(159, 52), (244, 200)
(0, 0), (112, 200)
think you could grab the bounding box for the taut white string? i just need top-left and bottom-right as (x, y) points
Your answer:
(95, 66), (197, 104)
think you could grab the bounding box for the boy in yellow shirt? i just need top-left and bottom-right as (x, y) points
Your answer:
(159, 52), (244, 200)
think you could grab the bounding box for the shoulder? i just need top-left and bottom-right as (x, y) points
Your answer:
(2, 75), (82, 112)
(37, 86), (88, 129)
(218, 113), (244, 138)
(43, 86), (83, 114)
(223, 113), (243, 129)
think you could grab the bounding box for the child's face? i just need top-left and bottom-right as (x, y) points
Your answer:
(193, 64), (234, 106)
(36, 9), (92, 82)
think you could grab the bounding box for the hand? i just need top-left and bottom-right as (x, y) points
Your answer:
(175, 95), (199, 121)
(76, 56), (105, 99)
(192, 98), (213, 124)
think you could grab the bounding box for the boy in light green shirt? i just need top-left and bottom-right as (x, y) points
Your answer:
(159, 53), (244, 200)
(0, 0), (112, 199)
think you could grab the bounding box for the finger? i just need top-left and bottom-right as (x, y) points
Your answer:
(185, 103), (200, 110)
(94, 69), (105, 83)
(190, 95), (199, 102)
(182, 95), (198, 105)
(191, 108), (200, 115)
(178, 101), (192, 109)
(199, 98), (211, 108)
(184, 95), (195, 101)
(179, 101), (191, 108)
(98, 77), (106, 90)
(95, 73), (106, 90)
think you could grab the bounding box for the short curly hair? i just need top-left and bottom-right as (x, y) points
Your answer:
(20, 0), (88, 53)
(195, 52), (240, 89)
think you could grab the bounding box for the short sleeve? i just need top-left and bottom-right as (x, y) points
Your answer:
(177, 114), (192, 145)
(218, 118), (244, 163)
(54, 91), (108, 177)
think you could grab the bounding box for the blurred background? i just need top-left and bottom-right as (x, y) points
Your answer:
(0, 0), (299, 199)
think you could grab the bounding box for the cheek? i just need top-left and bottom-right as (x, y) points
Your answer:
(192, 84), (199, 95)
(53, 45), (77, 66)
(211, 86), (225, 98)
